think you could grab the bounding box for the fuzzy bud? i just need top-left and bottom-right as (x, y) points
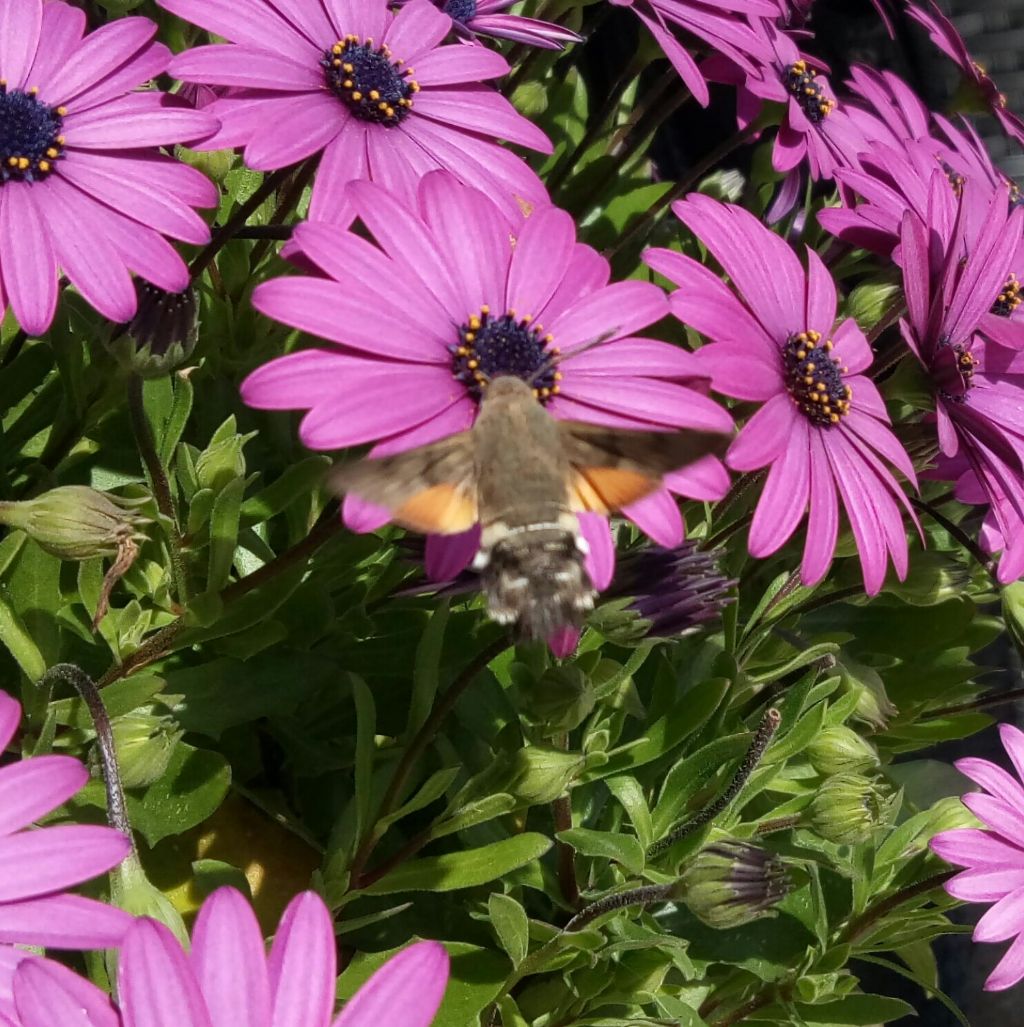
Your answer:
(807, 726), (880, 777)
(809, 773), (895, 845)
(679, 841), (791, 929)
(0, 486), (149, 561)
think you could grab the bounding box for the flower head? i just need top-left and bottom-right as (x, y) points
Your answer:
(0, 0), (219, 334)
(0, 692), (131, 955)
(931, 724), (1024, 990)
(243, 172), (732, 588)
(647, 194), (918, 593)
(8, 887), (449, 1026)
(158, 0), (550, 224)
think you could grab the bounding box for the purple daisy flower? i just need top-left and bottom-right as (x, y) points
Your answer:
(908, 0), (1024, 149)
(608, 0), (776, 107)
(0, 0), (219, 335)
(158, 0), (551, 224)
(931, 724), (1024, 991)
(0, 692), (131, 954)
(647, 194), (919, 593)
(8, 886), (449, 1026)
(899, 188), (1024, 530)
(414, 0), (582, 50)
(242, 171), (733, 589)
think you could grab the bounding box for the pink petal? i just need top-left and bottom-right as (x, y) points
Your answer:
(0, 186), (58, 336)
(268, 892), (336, 1027)
(414, 45), (509, 86)
(985, 930), (1024, 991)
(578, 512), (614, 590)
(425, 528), (480, 581)
(1000, 724), (1024, 786)
(801, 431), (839, 586)
(24, 2), (85, 94)
(52, 18), (159, 107)
(0, 695), (19, 753)
(343, 494), (393, 533)
(564, 377), (732, 433)
(564, 336), (705, 380)
(382, 0), (452, 63)
(548, 627), (581, 658)
(506, 207), (576, 319)
(831, 317), (873, 375)
(0, 894), (131, 949)
(333, 941), (449, 1027)
(0, 756), (88, 836)
(0, 0), (42, 91)
(549, 281), (669, 354)
(415, 87), (552, 154)
(242, 93), (344, 171)
(963, 794), (1024, 851)
(14, 961), (118, 1027)
(947, 867), (1024, 902)
(622, 489), (683, 547)
(747, 418), (810, 558)
(726, 393), (795, 471)
(804, 247), (837, 337)
(308, 119), (367, 225)
(976, 885), (1024, 943)
(120, 919), (212, 1027)
(169, 44), (322, 91)
(956, 757), (1024, 811)
(192, 887), (271, 1027)
(931, 827), (1024, 869)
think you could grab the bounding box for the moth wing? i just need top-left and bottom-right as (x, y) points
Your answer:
(328, 432), (479, 535)
(559, 421), (730, 515)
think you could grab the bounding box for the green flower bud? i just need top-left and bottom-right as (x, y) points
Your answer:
(460, 744), (586, 809)
(109, 712), (183, 789)
(107, 282), (199, 379)
(111, 851), (189, 946)
(809, 773), (895, 845)
(840, 657), (897, 730)
(679, 841), (791, 929)
(807, 726), (880, 777)
(0, 486), (149, 561)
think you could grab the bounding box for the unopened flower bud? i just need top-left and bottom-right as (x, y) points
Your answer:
(809, 773), (895, 845)
(679, 841), (791, 929)
(840, 657), (897, 730)
(807, 726), (880, 777)
(111, 851), (188, 946)
(107, 282), (199, 379)
(0, 486), (148, 561)
(458, 744), (586, 809)
(109, 712), (183, 789)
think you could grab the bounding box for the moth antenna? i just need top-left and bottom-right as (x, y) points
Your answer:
(527, 328), (619, 386)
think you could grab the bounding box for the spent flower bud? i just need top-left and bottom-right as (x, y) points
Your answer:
(809, 773), (896, 845)
(679, 841), (791, 929)
(807, 726), (880, 777)
(107, 282), (199, 379)
(0, 486), (149, 561)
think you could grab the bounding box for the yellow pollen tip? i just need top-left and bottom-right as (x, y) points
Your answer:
(480, 305), (490, 314)
(343, 62), (353, 72)
(332, 43), (343, 54)
(37, 160), (49, 172)
(551, 385), (560, 394)
(805, 362), (815, 372)
(56, 107), (67, 117)
(467, 359), (478, 369)
(553, 371), (563, 380)
(544, 333), (554, 343)
(369, 90), (380, 100)
(17, 157), (29, 170)
(351, 91), (362, 101)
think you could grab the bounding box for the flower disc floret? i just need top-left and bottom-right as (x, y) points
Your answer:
(992, 273), (1022, 317)
(783, 330), (851, 426)
(451, 306), (561, 402)
(784, 59), (835, 124)
(322, 37), (417, 126)
(443, 0), (478, 23)
(0, 82), (65, 183)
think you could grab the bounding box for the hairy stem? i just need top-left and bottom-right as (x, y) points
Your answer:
(922, 684), (1024, 720)
(565, 883), (675, 931)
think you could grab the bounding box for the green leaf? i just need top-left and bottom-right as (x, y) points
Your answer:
(157, 375), (194, 468)
(605, 775), (654, 851)
(558, 828), (645, 875)
(206, 476), (246, 591)
(793, 994), (917, 1024)
(239, 456), (331, 523)
(0, 581), (46, 681)
(51, 673), (165, 730)
(408, 600), (449, 736)
(351, 674), (376, 847)
(359, 833), (552, 895)
(489, 892), (529, 965)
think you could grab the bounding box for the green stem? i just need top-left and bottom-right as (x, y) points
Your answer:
(249, 159), (318, 268)
(922, 685), (1024, 720)
(910, 497), (996, 580)
(839, 870), (956, 946)
(127, 375), (188, 605)
(551, 732), (580, 908)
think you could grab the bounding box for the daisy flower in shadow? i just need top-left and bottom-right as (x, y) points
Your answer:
(242, 171), (732, 591)
(931, 723), (1024, 991)
(0, 0), (219, 335)
(0, 692), (131, 962)
(9, 886), (450, 1026)
(646, 194), (919, 593)
(158, 0), (550, 224)
(418, 0), (582, 50)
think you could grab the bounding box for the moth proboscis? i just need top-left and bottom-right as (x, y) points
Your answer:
(329, 375), (731, 640)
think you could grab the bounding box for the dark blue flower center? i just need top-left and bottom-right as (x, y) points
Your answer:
(443, 0), (478, 23)
(322, 37), (417, 126)
(783, 60), (835, 124)
(992, 273), (1022, 317)
(783, 330), (851, 426)
(0, 82), (65, 184)
(451, 307), (560, 403)
(934, 340), (977, 403)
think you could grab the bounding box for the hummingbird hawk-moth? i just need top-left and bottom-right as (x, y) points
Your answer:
(330, 374), (730, 639)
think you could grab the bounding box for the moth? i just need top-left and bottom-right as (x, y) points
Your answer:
(330, 374), (730, 640)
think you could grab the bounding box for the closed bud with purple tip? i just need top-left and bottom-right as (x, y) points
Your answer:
(679, 841), (791, 929)
(107, 282), (199, 379)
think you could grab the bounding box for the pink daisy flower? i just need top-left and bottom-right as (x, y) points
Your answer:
(931, 724), (1024, 991)
(647, 194), (919, 593)
(158, 0), (551, 224)
(416, 0), (582, 50)
(607, 0), (776, 107)
(0, 0), (219, 335)
(899, 188), (1024, 527)
(8, 886), (449, 1026)
(242, 171), (733, 590)
(908, 0), (1024, 149)
(0, 692), (131, 954)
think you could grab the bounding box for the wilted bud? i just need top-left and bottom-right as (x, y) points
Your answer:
(599, 543), (735, 642)
(109, 712), (183, 789)
(516, 665), (596, 735)
(107, 282), (199, 379)
(809, 773), (895, 845)
(679, 841), (791, 929)
(807, 726), (880, 777)
(840, 657), (897, 730)
(0, 486), (148, 561)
